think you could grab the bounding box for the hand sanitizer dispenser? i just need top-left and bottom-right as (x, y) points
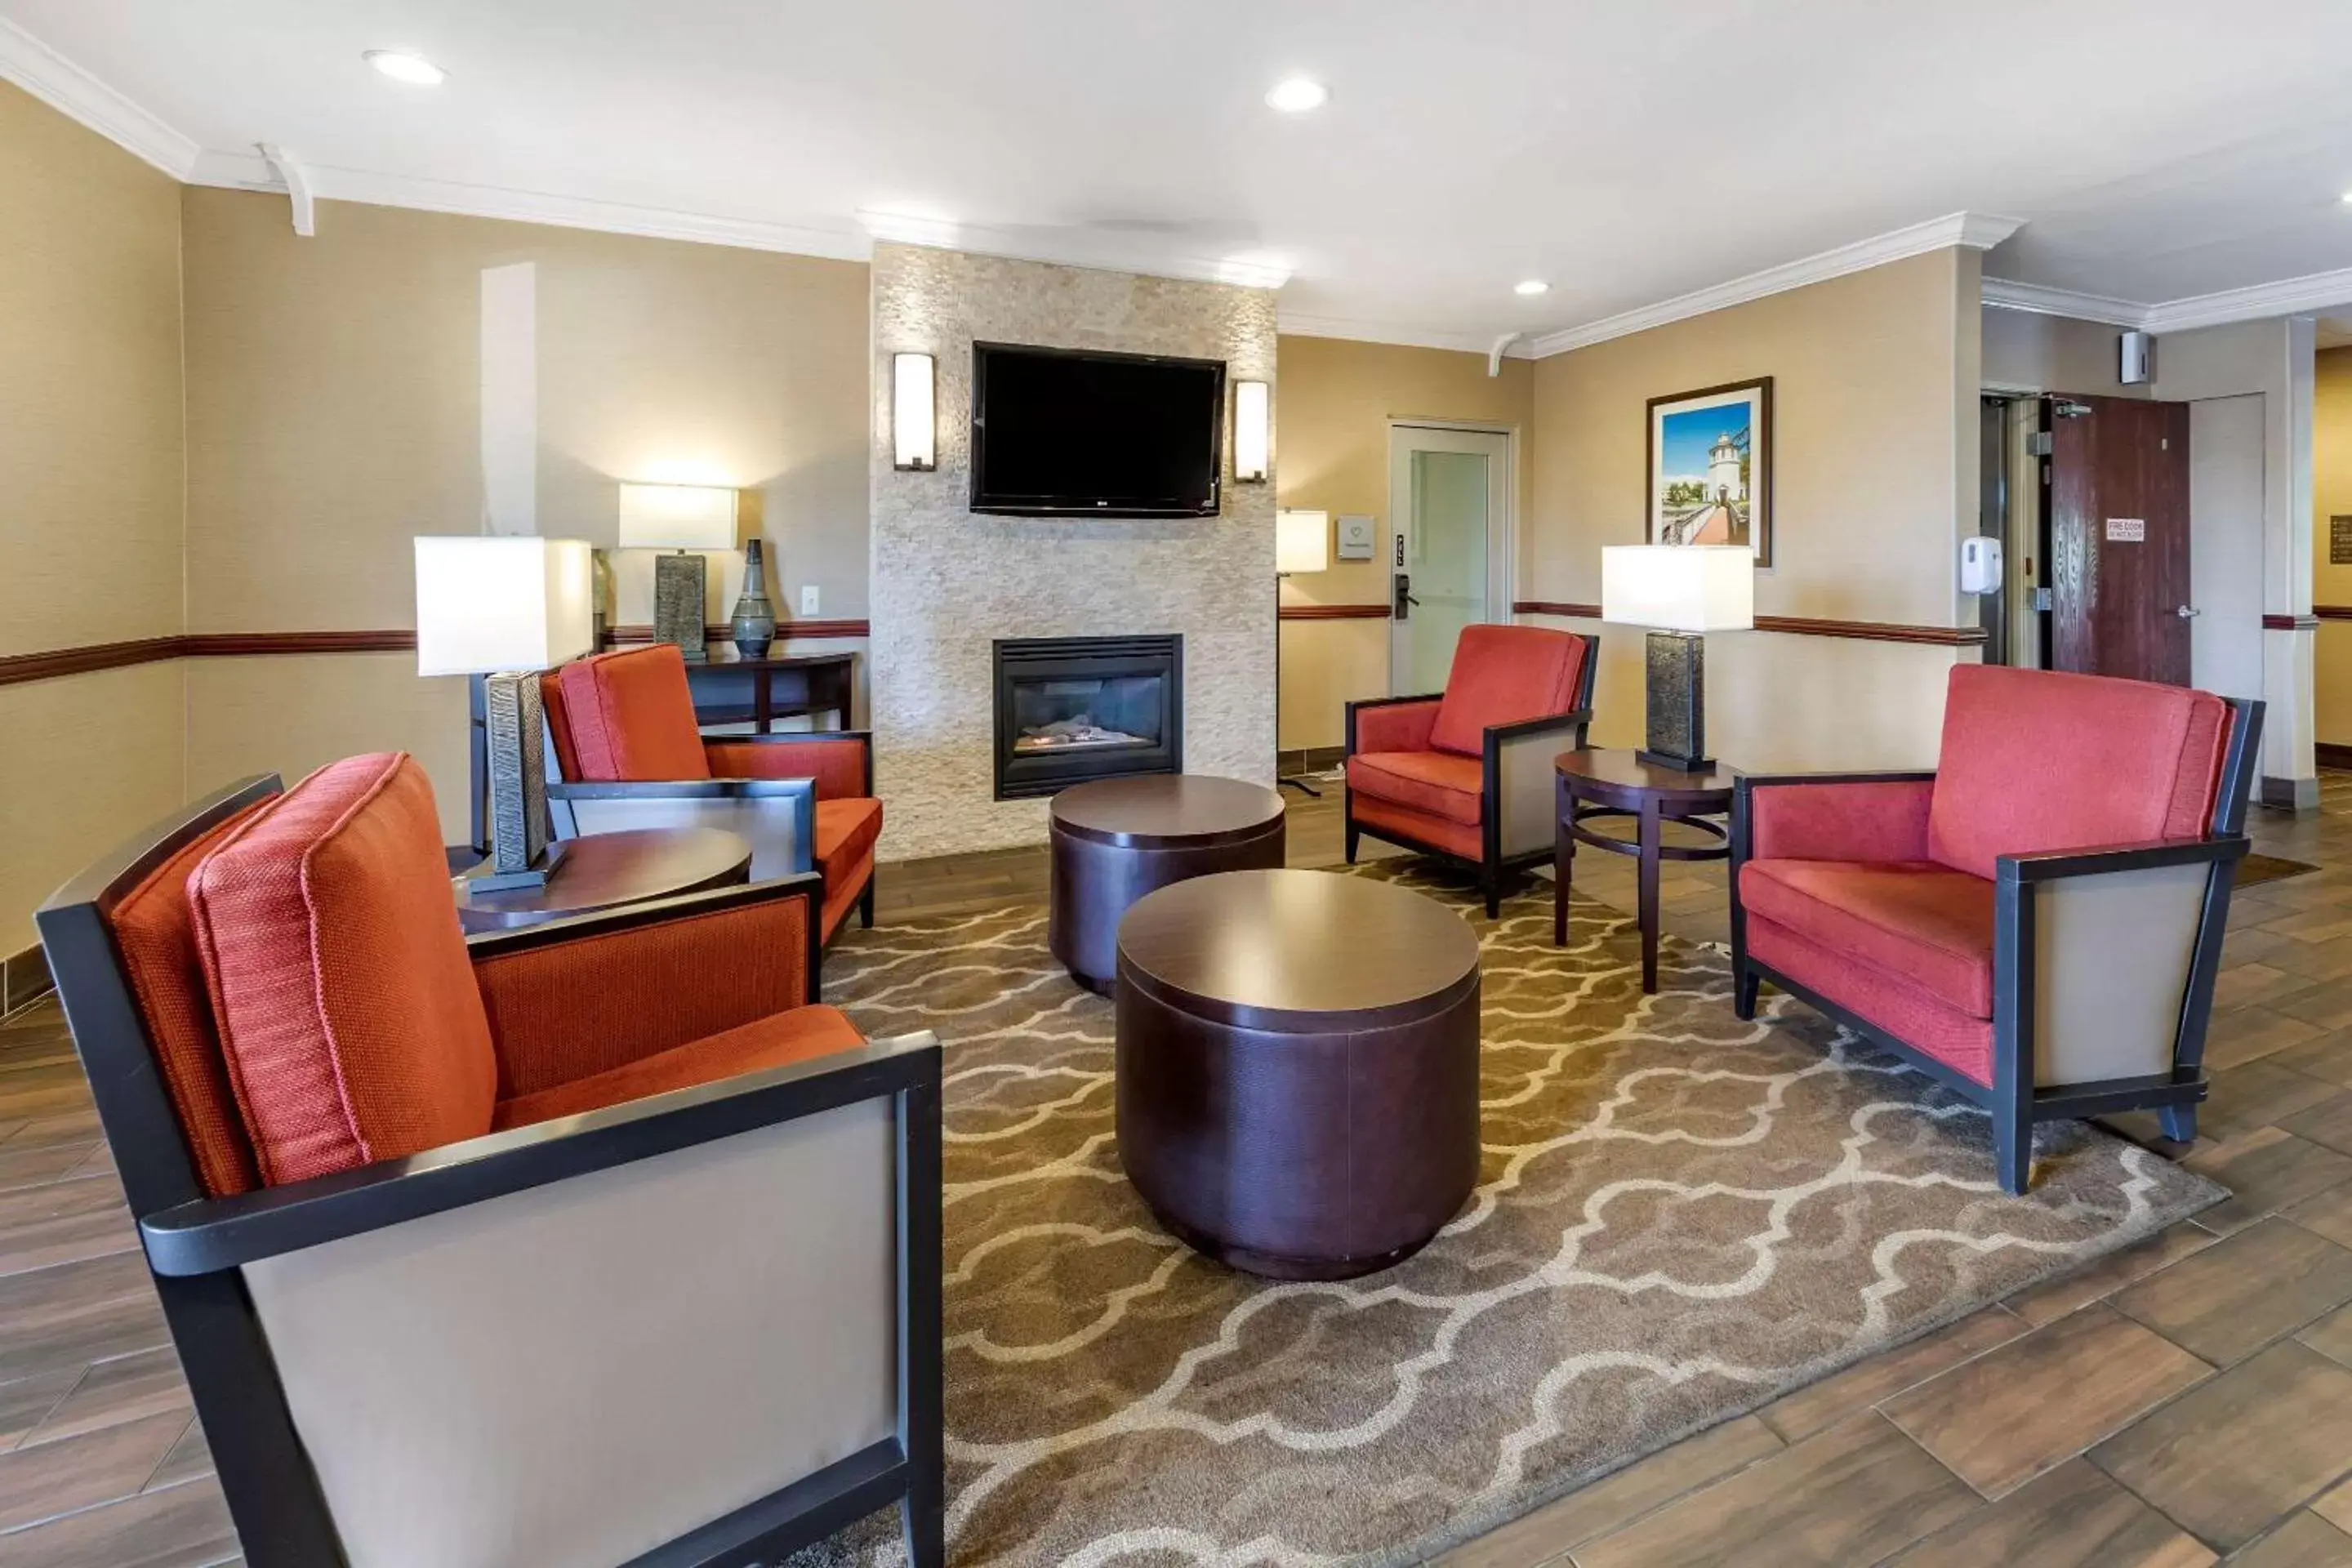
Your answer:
(1960, 536), (2002, 595)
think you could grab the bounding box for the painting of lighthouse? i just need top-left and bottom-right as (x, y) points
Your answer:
(1646, 376), (1772, 567)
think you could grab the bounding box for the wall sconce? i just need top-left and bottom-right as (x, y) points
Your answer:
(1234, 380), (1270, 483)
(893, 352), (937, 471)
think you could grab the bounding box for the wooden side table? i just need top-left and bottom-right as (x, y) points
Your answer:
(453, 827), (753, 933)
(1552, 750), (1736, 993)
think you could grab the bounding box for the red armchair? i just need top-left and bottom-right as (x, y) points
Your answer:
(37, 753), (942, 1568)
(1345, 624), (1598, 915)
(541, 643), (882, 945)
(1729, 665), (2262, 1193)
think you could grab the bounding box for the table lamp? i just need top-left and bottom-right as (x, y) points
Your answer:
(1600, 545), (1753, 772)
(416, 536), (595, 890)
(617, 482), (738, 661)
(1274, 510), (1331, 796)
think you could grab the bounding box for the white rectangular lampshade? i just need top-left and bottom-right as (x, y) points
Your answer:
(1276, 509), (1330, 574)
(893, 352), (937, 470)
(1234, 380), (1271, 483)
(616, 482), (738, 551)
(415, 536), (596, 676)
(1600, 545), (1755, 632)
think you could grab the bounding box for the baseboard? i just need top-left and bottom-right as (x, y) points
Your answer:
(2, 942), (55, 1018)
(2261, 774), (2321, 813)
(1277, 746), (1344, 777)
(2315, 742), (2352, 773)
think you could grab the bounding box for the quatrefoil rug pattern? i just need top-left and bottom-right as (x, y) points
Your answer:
(813, 862), (2222, 1567)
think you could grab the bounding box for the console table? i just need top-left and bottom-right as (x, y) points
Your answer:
(676, 647), (855, 733)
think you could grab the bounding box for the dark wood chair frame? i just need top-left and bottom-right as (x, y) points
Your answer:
(547, 727), (879, 939)
(1343, 634), (1601, 916)
(36, 774), (943, 1568)
(1726, 697), (2263, 1194)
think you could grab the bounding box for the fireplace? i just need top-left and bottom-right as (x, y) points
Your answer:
(992, 635), (1183, 799)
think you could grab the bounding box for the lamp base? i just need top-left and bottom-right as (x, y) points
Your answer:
(466, 861), (555, 894)
(483, 671), (553, 884)
(1642, 630), (1709, 773)
(653, 552), (708, 662)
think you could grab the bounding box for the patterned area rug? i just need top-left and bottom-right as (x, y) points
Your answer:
(808, 862), (2223, 1567)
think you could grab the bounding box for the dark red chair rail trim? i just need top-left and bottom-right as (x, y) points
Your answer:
(1510, 602), (1989, 646)
(2305, 607), (2352, 624)
(1278, 604), (1390, 621)
(604, 620), (871, 645)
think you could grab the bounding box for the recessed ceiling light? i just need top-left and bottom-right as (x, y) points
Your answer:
(1514, 279), (1551, 296)
(1265, 77), (1329, 114)
(2341, 190), (2352, 204)
(364, 50), (445, 86)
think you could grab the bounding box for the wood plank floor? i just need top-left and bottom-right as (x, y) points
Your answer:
(5, 775), (2352, 1565)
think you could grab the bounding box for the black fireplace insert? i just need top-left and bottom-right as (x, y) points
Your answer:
(992, 635), (1183, 799)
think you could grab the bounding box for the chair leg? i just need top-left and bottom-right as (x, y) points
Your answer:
(859, 875), (876, 929)
(1993, 1108), (2033, 1196)
(1483, 865), (1502, 920)
(903, 1490), (944, 1568)
(1734, 967), (1759, 1021)
(1344, 820), (1360, 865)
(2158, 1103), (2198, 1144)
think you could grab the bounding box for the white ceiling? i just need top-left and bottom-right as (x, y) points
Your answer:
(8, 0), (2352, 350)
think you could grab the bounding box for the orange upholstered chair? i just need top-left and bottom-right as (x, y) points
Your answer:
(1344, 624), (1598, 915)
(1729, 665), (2262, 1192)
(541, 643), (882, 944)
(38, 754), (942, 1568)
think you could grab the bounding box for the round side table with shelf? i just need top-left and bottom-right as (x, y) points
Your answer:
(1552, 749), (1737, 993)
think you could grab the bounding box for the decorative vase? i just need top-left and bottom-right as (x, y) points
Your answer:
(731, 539), (777, 657)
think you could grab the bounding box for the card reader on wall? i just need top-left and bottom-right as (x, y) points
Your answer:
(1960, 536), (2002, 595)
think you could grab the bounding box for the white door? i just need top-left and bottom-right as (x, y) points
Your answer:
(1388, 425), (1512, 694)
(2187, 394), (2265, 699)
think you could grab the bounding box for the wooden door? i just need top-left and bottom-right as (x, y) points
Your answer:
(2045, 393), (2192, 684)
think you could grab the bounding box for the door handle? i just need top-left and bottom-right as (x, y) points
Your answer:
(1393, 573), (1417, 620)
(2176, 605), (2202, 619)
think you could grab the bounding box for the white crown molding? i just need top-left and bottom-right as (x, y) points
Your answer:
(1521, 211), (2026, 358)
(189, 150), (871, 261)
(859, 211), (1290, 290)
(2140, 264), (2352, 334)
(1274, 313), (1531, 358)
(1979, 277), (2149, 327)
(0, 16), (198, 177)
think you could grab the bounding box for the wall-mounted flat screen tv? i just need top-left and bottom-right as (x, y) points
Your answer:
(969, 342), (1225, 518)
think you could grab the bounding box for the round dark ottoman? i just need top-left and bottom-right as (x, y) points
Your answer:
(1048, 774), (1285, 995)
(1114, 868), (1482, 1280)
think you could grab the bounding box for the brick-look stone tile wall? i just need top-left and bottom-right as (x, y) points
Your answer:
(868, 243), (1278, 859)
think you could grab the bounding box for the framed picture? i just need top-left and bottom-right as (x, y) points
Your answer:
(1646, 376), (1772, 566)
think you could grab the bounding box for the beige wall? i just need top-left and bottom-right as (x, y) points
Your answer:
(1980, 308), (2147, 398)
(179, 189), (872, 835)
(0, 83), (188, 944)
(1523, 248), (1979, 772)
(1272, 335), (1535, 749)
(2314, 346), (2352, 746)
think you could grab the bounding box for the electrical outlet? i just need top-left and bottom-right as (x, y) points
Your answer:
(799, 585), (820, 616)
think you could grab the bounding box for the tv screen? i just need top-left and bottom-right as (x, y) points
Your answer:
(969, 343), (1225, 518)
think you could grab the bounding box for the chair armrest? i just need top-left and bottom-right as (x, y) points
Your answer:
(1998, 835), (2248, 884)
(137, 1030), (940, 1276)
(1734, 771), (1938, 864)
(701, 732), (873, 800)
(1487, 710), (1592, 858)
(1347, 695), (1443, 756)
(470, 875), (828, 1097)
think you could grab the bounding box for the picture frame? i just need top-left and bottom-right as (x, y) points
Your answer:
(1646, 376), (1772, 567)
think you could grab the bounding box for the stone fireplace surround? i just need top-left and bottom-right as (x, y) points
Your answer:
(867, 243), (1277, 861)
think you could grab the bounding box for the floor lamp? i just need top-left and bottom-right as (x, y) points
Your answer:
(1276, 509), (1331, 798)
(416, 536), (596, 889)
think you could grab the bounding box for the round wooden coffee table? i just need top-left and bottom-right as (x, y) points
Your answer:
(452, 827), (752, 933)
(1114, 868), (1482, 1280)
(1048, 774), (1286, 994)
(1552, 749), (1736, 992)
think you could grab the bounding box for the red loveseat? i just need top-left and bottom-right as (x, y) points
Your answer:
(36, 754), (942, 1568)
(542, 643), (882, 945)
(1344, 624), (1598, 915)
(1728, 664), (2261, 1192)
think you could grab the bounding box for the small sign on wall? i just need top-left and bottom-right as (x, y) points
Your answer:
(2332, 515), (2352, 566)
(1336, 514), (1376, 560)
(2105, 517), (2146, 543)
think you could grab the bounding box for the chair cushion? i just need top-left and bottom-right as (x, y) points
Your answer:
(104, 802), (271, 1198)
(1740, 859), (1995, 1018)
(1429, 626), (1588, 758)
(703, 735), (869, 800)
(1349, 793), (1485, 862)
(814, 797), (883, 938)
(1346, 751), (1484, 826)
(539, 671), (582, 782)
(1927, 665), (2230, 883)
(1746, 913), (1995, 1087)
(492, 1005), (866, 1129)
(189, 754), (497, 1186)
(555, 645), (712, 782)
